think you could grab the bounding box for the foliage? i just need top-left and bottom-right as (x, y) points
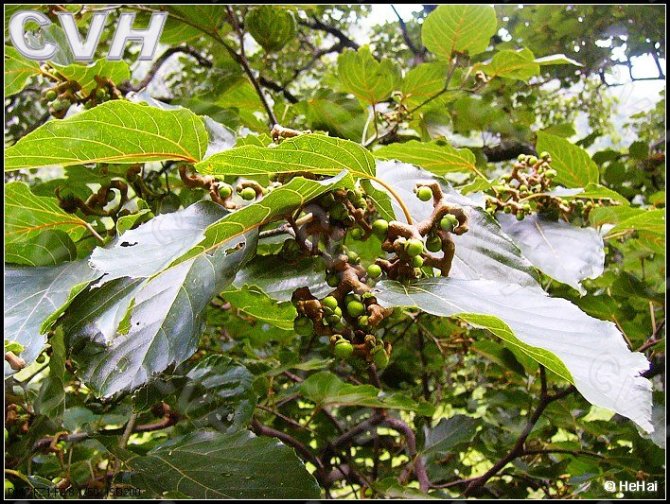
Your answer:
(4, 4), (665, 500)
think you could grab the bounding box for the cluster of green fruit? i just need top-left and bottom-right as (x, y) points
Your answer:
(485, 152), (557, 220)
(42, 80), (114, 119)
(218, 182), (261, 201)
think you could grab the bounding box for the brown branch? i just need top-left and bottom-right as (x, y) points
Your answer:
(250, 418), (324, 473)
(482, 139), (537, 163)
(299, 16), (359, 50)
(391, 6), (423, 59)
(127, 45), (212, 92)
(464, 368), (576, 495)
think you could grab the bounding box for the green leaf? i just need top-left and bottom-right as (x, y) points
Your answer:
(4, 46), (41, 97)
(373, 277), (653, 433)
(5, 101), (208, 170)
(167, 5), (227, 33)
(401, 62), (448, 108)
(67, 230), (256, 397)
(222, 285), (297, 330)
(482, 48), (540, 81)
(246, 6), (296, 52)
(541, 123), (577, 137)
(136, 355), (257, 432)
(421, 415), (480, 457)
(471, 339), (527, 377)
(5, 182), (89, 257)
(590, 207), (665, 238)
(90, 201), (228, 284)
(497, 213), (605, 295)
(197, 133), (375, 177)
(233, 256), (330, 303)
(373, 139), (482, 178)
(301, 91), (366, 141)
(337, 46), (401, 106)
(421, 5), (497, 59)
(35, 330), (66, 418)
(106, 430), (320, 498)
(174, 173), (350, 268)
(549, 184), (629, 205)
(5, 229), (77, 267)
(51, 59), (130, 94)
(300, 371), (435, 416)
(4, 260), (99, 375)
(536, 132), (599, 188)
(373, 161), (539, 287)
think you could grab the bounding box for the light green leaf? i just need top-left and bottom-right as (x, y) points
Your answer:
(246, 6), (296, 52)
(337, 46), (401, 105)
(373, 277), (653, 433)
(549, 183), (629, 205)
(106, 430), (320, 498)
(590, 207), (665, 238)
(373, 139), (482, 178)
(197, 133), (375, 177)
(5, 182), (89, 256)
(52, 59), (130, 94)
(401, 62), (449, 108)
(482, 48), (540, 81)
(536, 132), (599, 187)
(5, 46), (41, 97)
(497, 213), (605, 295)
(300, 371), (435, 416)
(5, 230), (77, 267)
(222, 285), (297, 331)
(5, 100), (208, 170)
(4, 260), (99, 376)
(421, 5), (497, 59)
(35, 330), (66, 418)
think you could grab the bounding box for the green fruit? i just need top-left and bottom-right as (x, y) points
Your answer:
(527, 156), (538, 165)
(426, 235), (442, 252)
(367, 264), (382, 279)
(332, 306), (343, 317)
(350, 227), (364, 240)
(326, 314), (341, 325)
(333, 319), (347, 331)
(357, 315), (369, 327)
(416, 186), (432, 201)
(440, 214), (458, 232)
(327, 274), (339, 287)
(345, 293), (361, 304)
(523, 203), (532, 212)
(354, 197), (367, 209)
(371, 219), (389, 238)
(545, 169), (557, 178)
(516, 211), (525, 221)
(5, 479), (14, 494)
(519, 184), (528, 192)
(45, 89), (58, 101)
(219, 183), (233, 198)
(322, 296), (339, 311)
(503, 205), (512, 214)
(346, 250), (360, 264)
(239, 187), (257, 200)
(372, 348), (389, 369)
(334, 340), (354, 359)
(411, 255), (424, 268)
(517, 154), (527, 162)
(404, 238), (423, 257)
(330, 203), (349, 221)
(540, 151), (551, 160)
(346, 300), (366, 317)
(294, 317), (313, 336)
(95, 87), (106, 99)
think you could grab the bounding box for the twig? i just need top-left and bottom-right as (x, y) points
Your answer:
(391, 6), (422, 58)
(299, 16), (359, 50)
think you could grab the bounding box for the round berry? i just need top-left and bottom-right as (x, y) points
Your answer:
(367, 264), (382, 279)
(503, 205), (512, 214)
(411, 255), (424, 268)
(357, 315), (369, 328)
(294, 317), (313, 336)
(239, 187), (257, 200)
(405, 238), (423, 257)
(45, 89), (57, 101)
(416, 186), (432, 202)
(350, 227), (364, 240)
(346, 300), (366, 318)
(516, 211), (525, 221)
(334, 340), (354, 359)
(345, 293), (361, 305)
(426, 235), (442, 252)
(372, 348), (389, 369)
(540, 151), (551, 160)
(95, 87), (106, 100)
(517, 154), (527, 162)
(518, 184), (528, 192)
(545, 169), (557, 178)
(346, 250), (360, 264)
(322, 296), (339, 311)
(319, 193), (336, 208)
(5, 479), (14, 495)
(219, 183), (233, 199)
(527, 156), (538, 165)
(354, 197), (367, 209)
(371, 219), (389, 238)
(440, 214), (458, 232)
